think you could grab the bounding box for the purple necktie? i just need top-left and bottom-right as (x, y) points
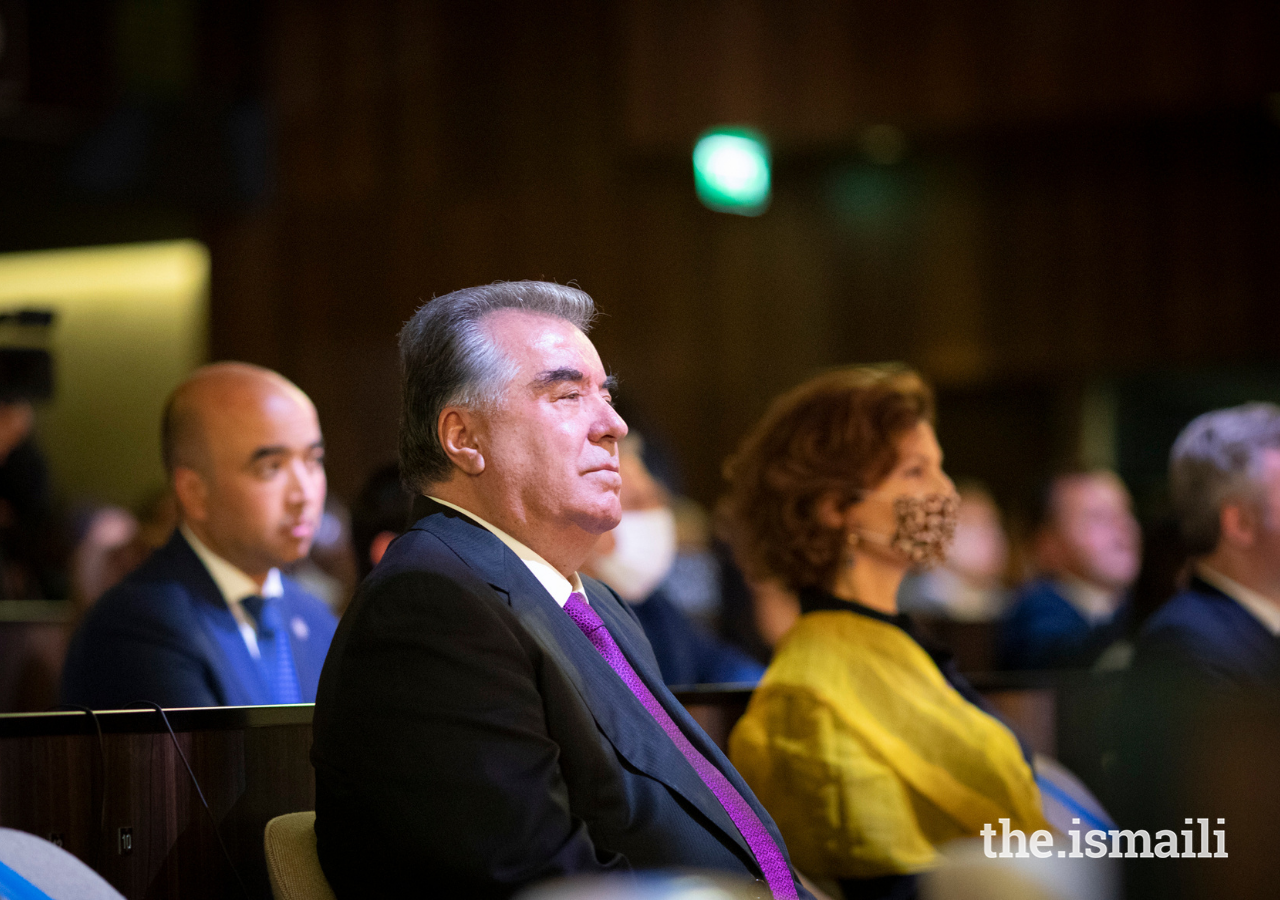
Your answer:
(564, 592), (798, 900)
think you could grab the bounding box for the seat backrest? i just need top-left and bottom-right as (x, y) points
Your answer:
(0, 828), (125, 900)
(263, 812), (337, 900)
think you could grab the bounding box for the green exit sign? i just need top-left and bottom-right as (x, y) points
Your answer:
(693, 128), (771, 216)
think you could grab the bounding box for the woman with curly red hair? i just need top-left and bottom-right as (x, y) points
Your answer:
(723, 366), (1047, 900)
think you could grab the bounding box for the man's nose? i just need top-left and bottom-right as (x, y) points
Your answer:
(285, 458), (320, 504)
(592, 398), (628, 444)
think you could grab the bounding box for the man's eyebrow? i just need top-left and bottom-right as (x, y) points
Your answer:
(248, 439), (324, 464)
(531, 368), (586, 389)
(249, 445), (288, 464)
(602, 375), (618, 394)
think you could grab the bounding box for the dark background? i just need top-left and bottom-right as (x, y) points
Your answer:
(2, 0), (1278, 525)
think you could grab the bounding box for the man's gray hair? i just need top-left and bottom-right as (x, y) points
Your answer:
(398, 281), (596, 491)
(1169, 402), (1280, 554)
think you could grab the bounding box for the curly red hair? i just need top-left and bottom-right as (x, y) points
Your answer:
(720, 366), (935, 593)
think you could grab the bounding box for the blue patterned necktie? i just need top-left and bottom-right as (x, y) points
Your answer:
(241, 595), (303, 704)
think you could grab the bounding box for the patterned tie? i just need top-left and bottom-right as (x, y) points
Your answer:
(242, 595), (303, 704)
(563, 592), (798, 900)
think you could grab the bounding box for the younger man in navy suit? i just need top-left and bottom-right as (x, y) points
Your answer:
(999, 470), (1141, 670)
(62, 363), (337, 708)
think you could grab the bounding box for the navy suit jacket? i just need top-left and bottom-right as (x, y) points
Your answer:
(628, 588), (765, 687)
(998, 577), (1129, 670)
(1133, 576), (1280, 692)
(311, 501), (811, 899)
(61, 530), (337, 709)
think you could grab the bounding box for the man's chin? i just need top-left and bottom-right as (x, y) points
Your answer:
(273, 542), (314, 568)
(574, 507), (622, 536)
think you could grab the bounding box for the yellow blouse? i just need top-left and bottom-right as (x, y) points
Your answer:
(729, 610), (1048, 880)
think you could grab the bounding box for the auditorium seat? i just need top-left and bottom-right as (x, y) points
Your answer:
(264, 812), (336, 900)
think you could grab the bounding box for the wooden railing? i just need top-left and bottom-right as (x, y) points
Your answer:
(0, 673), (1087, 899)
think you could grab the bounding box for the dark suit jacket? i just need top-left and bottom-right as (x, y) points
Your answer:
(628, 588), (765, 686)
(1114, 577), (1280, 899)
(1133, 576), (1280, 692)
(311, 500), (810, 899)
(998, 577), (1129, 670)
(61, 530), (337, 709)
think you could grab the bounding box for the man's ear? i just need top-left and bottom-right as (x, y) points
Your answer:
(439, 407), (485, 476)
(172, 467), (209, 524)
(1220, 500), (1258, 549)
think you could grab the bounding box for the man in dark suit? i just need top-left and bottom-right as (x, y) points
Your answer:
(999, 470), (1140, 670)
(1116, 405), (1280, 900)
(312, 282), (812, 899)
(1134, 403), (1280, 689)
(61, 363), (337, 708)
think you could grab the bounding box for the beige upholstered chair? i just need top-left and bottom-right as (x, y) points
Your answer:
(263, 812), (337, 900)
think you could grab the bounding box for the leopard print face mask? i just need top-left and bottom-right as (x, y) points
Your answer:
(888, 492), (959, 567)
(853, 492), (959, 568)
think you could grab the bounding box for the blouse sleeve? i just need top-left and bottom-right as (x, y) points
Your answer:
(729, 684), (939, 880)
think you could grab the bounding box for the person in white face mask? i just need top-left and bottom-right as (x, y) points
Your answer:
(582, 435), (765, 686)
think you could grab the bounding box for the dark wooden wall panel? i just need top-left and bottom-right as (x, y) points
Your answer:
(0, 712), (314, 900)
(198, 0), (1280, 508)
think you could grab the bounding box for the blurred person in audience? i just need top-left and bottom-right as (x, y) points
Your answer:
(998, 470), (1140, 670)
(69, 505), (139, 610)
(349, 460), (413, 581)
(663, 497), (723, 626)
(60, 362), (338, 708)
(0, 395), (66, 600)
(312, 282), (813, 899)
(582, 435), (765, 686)
(1133, 403), (1280, 690)
(607, 403), (727, 629)
(69, 487), (180, 623)
(898, 482), (1011, 621)
(1113, 404), (1280, 900)
(723, 366), (1048, 900)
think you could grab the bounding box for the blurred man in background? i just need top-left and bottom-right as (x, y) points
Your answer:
(0, 333), (64, 601)
(1113, 404), (1280, 900)
(582, 436), (764, 686)
(1134, 403), (1280, 689)
(61, 362), (337, 708)
(999, 470), (1140, 670)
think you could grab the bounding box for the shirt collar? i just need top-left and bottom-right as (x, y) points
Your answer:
(1054, 574), (1121, 625)
(428, 496), (585, 606)
(1196, 562), (1280, 636)
(180, 523), (283, 608)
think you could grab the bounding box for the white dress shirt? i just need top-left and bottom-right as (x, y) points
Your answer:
(428, 497), (586, 606)
(1055, 574), (1123, 626)
(1196, 562), (1280, 636)
(180, 523), (284, 659)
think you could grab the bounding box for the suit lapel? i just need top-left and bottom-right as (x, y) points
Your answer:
(415, 504), (754, 861)
(167, 533), (272, 705)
